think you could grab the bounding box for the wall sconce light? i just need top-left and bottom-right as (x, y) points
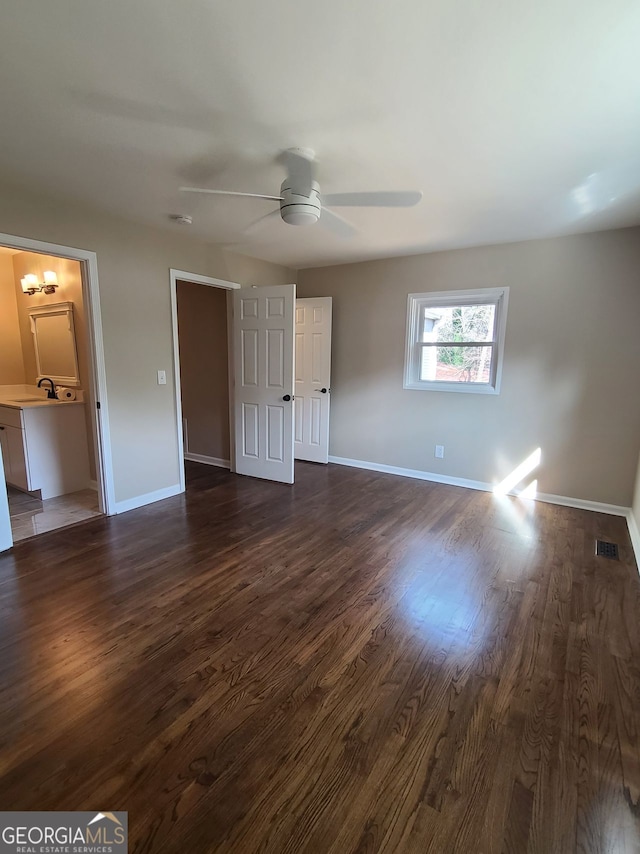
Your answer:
(20, 271), (59, 295)
(42, 271), (59, 294)
(21, 274), (40, 295)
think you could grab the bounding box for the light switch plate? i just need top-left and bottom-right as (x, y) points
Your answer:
(157, 370), (167, 385)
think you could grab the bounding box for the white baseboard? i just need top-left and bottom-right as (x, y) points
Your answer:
(534, 492), (628, 517)
(328, 455), (630, 518)
(627, 510), (640, 569)
(114, 483), (183, 514)
(88, 480), (98, 491)
(328, 455), (491, 492)
(184, 452), (230, 469)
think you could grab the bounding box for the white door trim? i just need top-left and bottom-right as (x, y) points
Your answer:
(0, 231), (115, 529)
(169, 269), (241, 493)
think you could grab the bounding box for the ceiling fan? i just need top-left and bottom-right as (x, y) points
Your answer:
(180, 148), (422, 238)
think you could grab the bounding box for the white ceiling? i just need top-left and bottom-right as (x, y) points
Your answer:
(1, 0), (639, 269)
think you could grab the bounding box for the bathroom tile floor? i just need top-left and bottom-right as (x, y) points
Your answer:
(7, 487), (101, 542)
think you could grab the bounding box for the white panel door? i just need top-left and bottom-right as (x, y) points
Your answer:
(294, 297), (332, 463)
(233, 284), (296, 483)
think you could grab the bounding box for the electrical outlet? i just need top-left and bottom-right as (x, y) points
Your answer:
(157, 370), (167, 385)
(435, 445), (445, 459)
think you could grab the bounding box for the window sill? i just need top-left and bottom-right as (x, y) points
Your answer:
(403, 380), (501, 394)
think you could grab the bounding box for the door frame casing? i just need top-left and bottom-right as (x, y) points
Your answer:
(169, 269), (241, 493)
(0, 231), (115, 522)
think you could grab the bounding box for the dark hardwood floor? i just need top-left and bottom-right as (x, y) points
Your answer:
(1, 461), (639, 852)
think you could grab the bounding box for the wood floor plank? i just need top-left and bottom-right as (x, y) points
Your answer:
(0, 461), (639, 852)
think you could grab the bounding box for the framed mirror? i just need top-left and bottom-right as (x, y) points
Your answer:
(28, 301), (80, 386)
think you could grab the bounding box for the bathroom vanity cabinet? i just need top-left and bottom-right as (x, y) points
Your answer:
(0, 401), (90, 499)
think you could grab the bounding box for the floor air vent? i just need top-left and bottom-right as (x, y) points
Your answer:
(595, 539), (619, 560)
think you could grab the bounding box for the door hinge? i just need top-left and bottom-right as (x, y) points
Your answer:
(96, 401), (101, 410)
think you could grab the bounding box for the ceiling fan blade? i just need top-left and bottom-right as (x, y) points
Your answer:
(320, 207), (357, 239)
(180, 187), (283, 201)
(277, 148), (316, 195)
(322, 191), (422, 207)
(243, 209), (282, 234)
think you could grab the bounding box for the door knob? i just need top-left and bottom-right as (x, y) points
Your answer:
(283, 394), (293, 401)
(314, 388), (328, 393)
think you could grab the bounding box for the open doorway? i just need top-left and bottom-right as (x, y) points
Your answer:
(0, 233), (113, 550)
(170, 269), (240, 492)
(176, 279), (231, 471)
(170, 273), (333, 491)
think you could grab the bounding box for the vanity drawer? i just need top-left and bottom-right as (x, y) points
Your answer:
(0, 406), (24, 429)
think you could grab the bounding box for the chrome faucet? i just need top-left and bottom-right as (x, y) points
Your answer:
(37, 377), (57, 399)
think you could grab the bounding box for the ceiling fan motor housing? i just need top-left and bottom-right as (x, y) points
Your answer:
(280, 179), (321, 226)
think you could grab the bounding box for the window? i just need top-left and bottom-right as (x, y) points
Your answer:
(404, 287), (509, 393)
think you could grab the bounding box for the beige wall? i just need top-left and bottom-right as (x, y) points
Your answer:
(0, 179), (294, 505)
(177, 281), (229, 462)
(298, 227), (640, 507)
(0, 253), (25, 384)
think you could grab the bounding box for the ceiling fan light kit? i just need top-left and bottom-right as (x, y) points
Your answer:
(180, 148), (422, 237)
(280, 180), (321, 226)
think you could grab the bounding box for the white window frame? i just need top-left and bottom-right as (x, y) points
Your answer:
(403, 287), (509, 394)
